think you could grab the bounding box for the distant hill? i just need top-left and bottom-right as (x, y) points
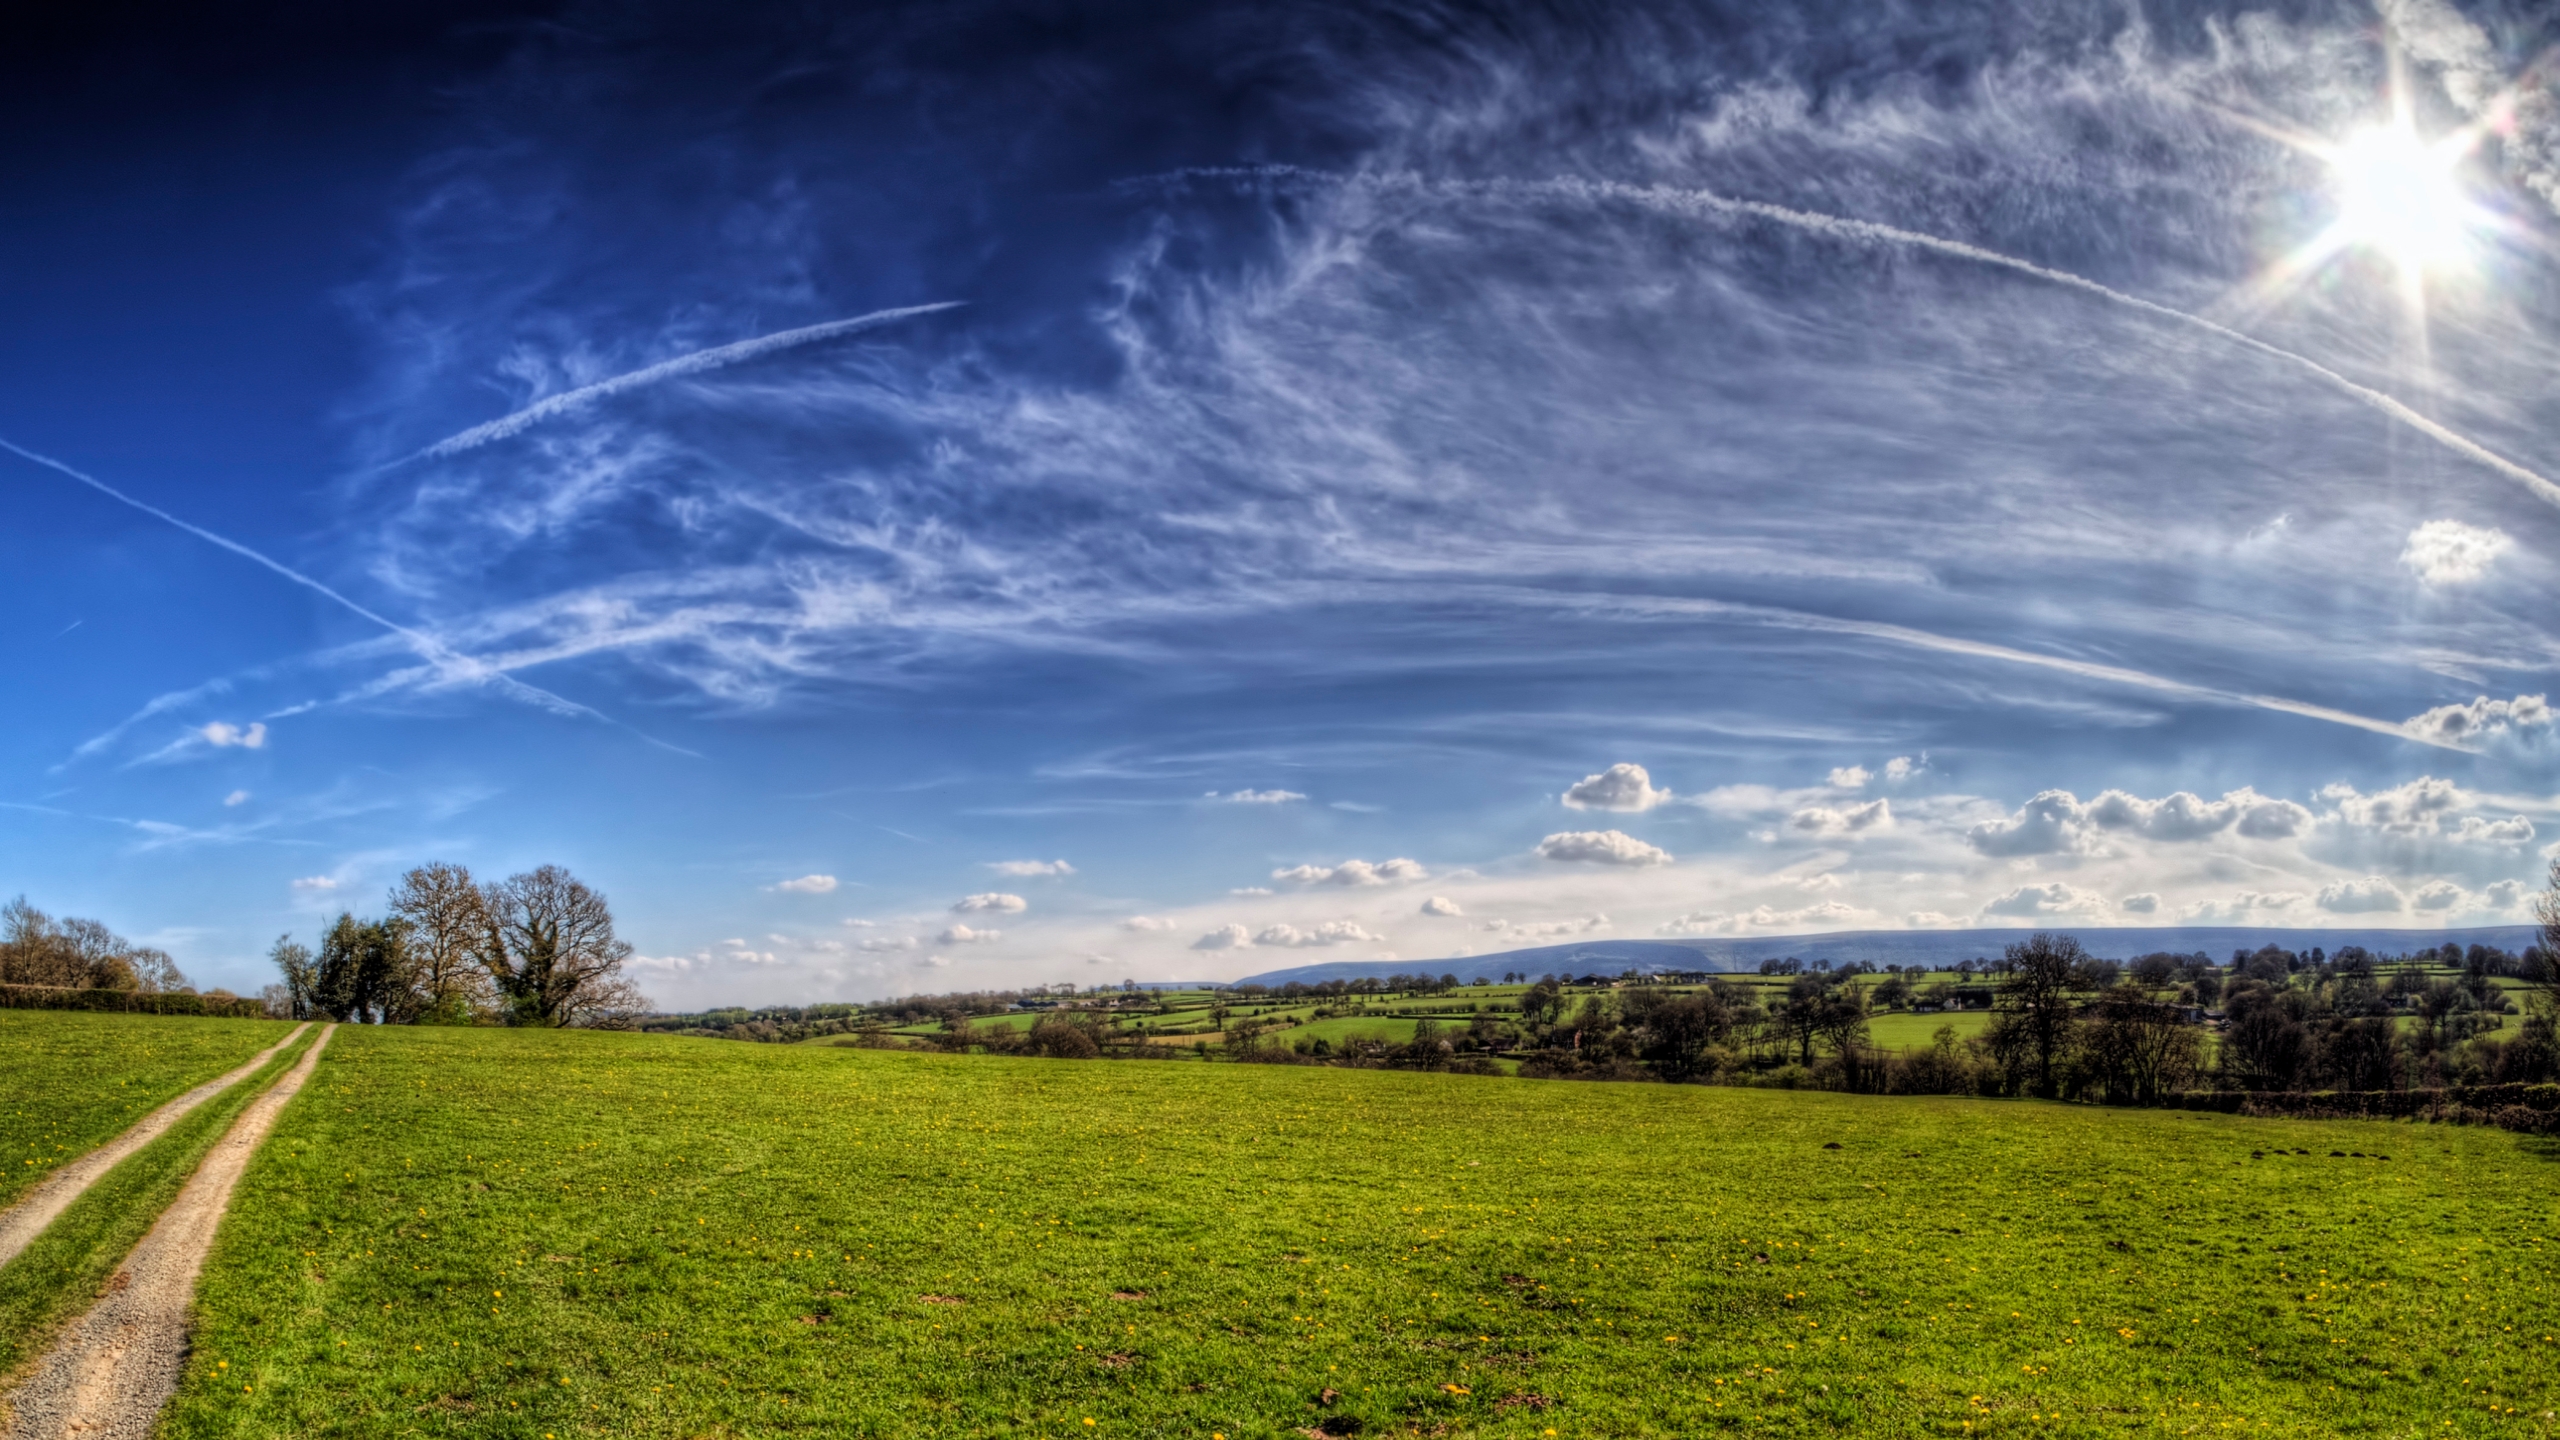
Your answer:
(1228, 924), (2541, 988)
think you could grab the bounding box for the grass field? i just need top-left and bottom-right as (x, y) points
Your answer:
(0, 1023), (318, 1382)
(137, 1023), (2559, 1438)
(0, 1011), (295, 1210)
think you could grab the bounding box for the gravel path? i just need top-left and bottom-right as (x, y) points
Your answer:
(2, 1023), (334, 1440)
(0, 1022), (310, 1273)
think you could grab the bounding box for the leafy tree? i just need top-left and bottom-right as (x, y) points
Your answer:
(388, 862), (496, 1024)
(472, 865), (648, 1027)
(312, 913), (413, 1023)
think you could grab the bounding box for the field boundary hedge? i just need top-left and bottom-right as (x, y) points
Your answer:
(2169, 1082), (2560, 1134)
(0, 983), (267, 1020)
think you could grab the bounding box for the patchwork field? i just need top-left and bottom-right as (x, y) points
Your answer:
(0, 1011), (294, 1210)
(113, 1023), (2559, 1438)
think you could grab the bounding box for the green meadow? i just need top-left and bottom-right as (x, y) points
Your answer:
(125, 1022), (2558, 1439)
(0, 1010), (292, 1208)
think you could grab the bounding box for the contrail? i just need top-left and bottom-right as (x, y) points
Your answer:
(382, 301), (965, 469)
(1471, 585), (2458, 751)
(1147, 166), (2560, 510)
(0, 437), (670, 748)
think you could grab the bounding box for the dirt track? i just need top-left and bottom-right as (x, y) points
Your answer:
(0, 1022), (310, 1272)
(2, 1023), (334, 1440)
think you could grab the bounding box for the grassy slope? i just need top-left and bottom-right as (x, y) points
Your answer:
(0, 1011), (294, 1209)
(171, 1027), (2554, 1439)
(0, 1023), (317, 1382)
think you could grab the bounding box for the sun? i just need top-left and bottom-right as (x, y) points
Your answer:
(2323, 119), (2479, 274)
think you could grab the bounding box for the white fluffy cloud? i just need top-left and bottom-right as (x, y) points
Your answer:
(2400, 518), (2510, 586)
(2484, 879), (2526, 908)
(2411, 881), (2465, 912)
(1120, 915), (1176, 932)
(1272, 857), (1426, 887)
(1968, 786), (2310, 856)
(2317, 876), (2405, 914)
(290, 875), (339, 891)
(937, 923), (1003, 944)
(1208, 788), (1306, 804)
(1826, 765), (1871, 788)
(987, 859), (1075, 877)
(2320, 778), (2531, 844)
(1482, 914), (1609, 939)
(1253, 920), (1379, 948)
(1658, 901), (1859, 934)
(1883, 755), (1920, 782)
(1537, 830), (1672, 866)
(201, 721), (268, 749)
(2119, 892), (2161, 914)
(2403, 694), (2552, 746)
(859, 935), (919, 952)
(1561, 762), (1673, 812)
(1420, 895), (1464, 916)
(952, 892), (1028, 913)
(1979, 883), (2109, 918)
(1190, 923), (1253, 950)
(770, 874), (838, 894)
(1788, 798), (1893, 837)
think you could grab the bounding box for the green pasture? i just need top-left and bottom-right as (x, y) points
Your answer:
(1283, 1015), (1424, 1048)
(0, 1010), (293, 1209)
(1863, 1011), (1994, 1052)
(142, 1024), (2558, 1438)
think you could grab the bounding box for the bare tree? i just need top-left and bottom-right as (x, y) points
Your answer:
(1996, 932), (2086, 1098)
(388, 863), (496, 1023)
(2, 898), (189, 992)
(473, 865), (648, 1027)
(2537, 856), (2560, 1013)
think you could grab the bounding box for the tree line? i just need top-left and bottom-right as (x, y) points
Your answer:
(1, 897), (195, 995)
(267, 863), (646, 1027)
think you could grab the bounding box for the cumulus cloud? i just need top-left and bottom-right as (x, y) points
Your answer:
(720, 938), (781, 965)
(2320, 779), (2529, 843)
(1190, 923), (1253, 951)
(2403, 694), (2552, 746)
(2411, 881), (2465, 912)
(987, 859), (1074, 877)
(1483, 914), (1610, 939)
(1208, 788), (1306, 804)
(1272, 857), (1426, 887)
(223, 789), (250, 807)
(2119, 892), (2161, 914)
(2317, 876), (2405, 914)
(1826, 765), (1871, 788)
(1657, 901), (1858, 934)
(770, 874), (838, 894)
(858, 935), (918, 952)
(1883, 755), (1921, 782)
(290, 875), (340, 891)
(952, 892), (1027, 913)
(2483, 879), (2526, 909)
(1537, 830), (1671, 866)
(201, 721), (267, 749)
(1970, 786), (2309, 855)
(1420, 895), (1464, 916)
(1788, 799), (1892, 837)
(1980, 883), (2109, 918)
(2185, 890), (2306, 920)
(1120, 915), (1177, 931)
(2400, 519), (2510, 586)
(937, 924), (1003, 944)
(1562, 762), (1673, 812)
(1254, 920), (1380, 948)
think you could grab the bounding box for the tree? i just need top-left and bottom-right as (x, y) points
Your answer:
(269, 935), (318, 1019)
(2537, 856), (2560, 1015)
(1995, 932), (2086, 1097)
(2, 897), (187, 992)
(473, 865), (647, 1027)
(312, 913), (414, 1023)
(388, 862), (496, 1024)
(2078, 984), (2200, 1103)
(1813, 984), (1875, 1091)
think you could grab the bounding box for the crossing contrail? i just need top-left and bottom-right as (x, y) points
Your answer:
(0, 437), (654, 742)
(382, 300), (965, 469)
(1148, 166), (2560, 511)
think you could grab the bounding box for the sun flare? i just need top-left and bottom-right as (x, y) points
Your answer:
(2325, 120), (2477, 274)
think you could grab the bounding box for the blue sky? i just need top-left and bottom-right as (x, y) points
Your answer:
(6, 0), (2560, 1007)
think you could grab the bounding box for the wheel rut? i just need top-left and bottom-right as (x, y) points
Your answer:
(0, 1022), (311, 1273)
(2, 1022), (335, 1440)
